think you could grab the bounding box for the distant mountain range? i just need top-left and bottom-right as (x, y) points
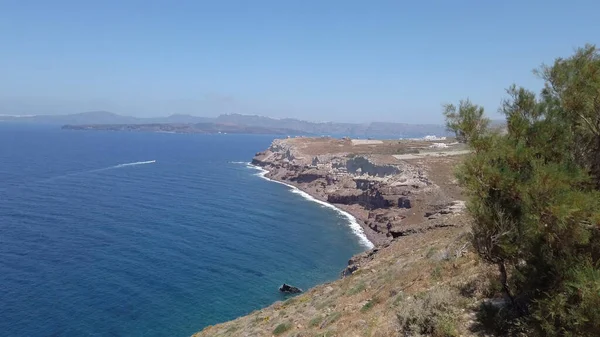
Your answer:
(0, 111), (214, 125)
(1, 111), (452, 137)
(61, 123), (309, 136)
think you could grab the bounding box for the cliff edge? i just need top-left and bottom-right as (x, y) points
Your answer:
(194, 137), (492, 337)
(252, 137), (468, 244)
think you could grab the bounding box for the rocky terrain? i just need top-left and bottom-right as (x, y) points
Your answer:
(251, 137), (469, 245)
(193, 137), (494, 337)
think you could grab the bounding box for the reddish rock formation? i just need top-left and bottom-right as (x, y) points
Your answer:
(252, 137), (467, 246)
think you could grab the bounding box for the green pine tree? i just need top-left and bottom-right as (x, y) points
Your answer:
(450, 45), (600, 336)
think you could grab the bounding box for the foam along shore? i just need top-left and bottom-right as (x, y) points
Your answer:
(246, 163), (374, 249)
(195, 138), (473, 337)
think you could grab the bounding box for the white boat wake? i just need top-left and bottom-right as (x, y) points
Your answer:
(70, 159), (158, 175)
(52, 160), (156, 179)
(0, 160), (159, 192)
(112, 160), (156, 169)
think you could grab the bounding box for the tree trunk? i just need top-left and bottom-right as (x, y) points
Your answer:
(593, 133), (600, 189)
(498, 261), (515, 306)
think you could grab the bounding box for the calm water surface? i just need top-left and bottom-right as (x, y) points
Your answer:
(0, 125), (366, 336)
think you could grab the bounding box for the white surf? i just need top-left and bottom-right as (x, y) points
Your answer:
(245, 162), (374, 249)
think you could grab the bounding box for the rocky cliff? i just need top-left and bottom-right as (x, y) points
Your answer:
(193, 137), (490, 337)
(252, 137), (466, 244)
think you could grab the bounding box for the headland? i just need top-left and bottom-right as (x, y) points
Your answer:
(194, 136), (490, 337)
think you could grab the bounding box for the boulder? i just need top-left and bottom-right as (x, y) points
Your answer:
(292, 168), (328, 183)
(341, 265), (358, 278)
(279, 283), (303, 294)
(327, 189), (363, 204)
(397, 196), (412, 209)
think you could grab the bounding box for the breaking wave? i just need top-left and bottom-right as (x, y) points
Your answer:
(243, 162), (374, 249)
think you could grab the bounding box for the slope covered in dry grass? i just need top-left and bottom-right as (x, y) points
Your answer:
(194, 216), (496, 337)
(194, 138), (496, 337)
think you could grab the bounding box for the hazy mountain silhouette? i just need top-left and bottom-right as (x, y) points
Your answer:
(2, 111), (450, 137)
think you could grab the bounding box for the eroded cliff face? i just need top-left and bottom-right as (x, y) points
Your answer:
(252, 138), (466, 244)
(194, 138), (483, 337)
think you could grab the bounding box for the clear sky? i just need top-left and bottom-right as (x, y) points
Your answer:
(1, 0), (599, 123)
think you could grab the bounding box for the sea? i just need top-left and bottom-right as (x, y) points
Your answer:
(0, 124), (370, 337)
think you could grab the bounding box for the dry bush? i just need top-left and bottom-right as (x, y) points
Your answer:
(395, 287), (461, 337)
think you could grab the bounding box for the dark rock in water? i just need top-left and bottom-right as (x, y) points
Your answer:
(279, 283), (302, 294)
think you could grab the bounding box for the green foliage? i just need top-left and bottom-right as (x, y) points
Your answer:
(533, 263), (600, 337)
(433, 315), (459, 337)
(537, 44), (600, 188)
(396, 287), (461, 337)
(346, 281), (366, 295)
(455, 45), (600, 336)
(272, 322), (291, 335)
(431, 264), (442, 281)
(475, 301), (527, 335)
(443, 99), (489, 143)
(426, 247), (437, 259)
(308, 315), (323, 327)
(315, 298), (335, 310)
(282, 297), (297, 307)
(319, 312), (341, 328)
(360, 297), (380, 312)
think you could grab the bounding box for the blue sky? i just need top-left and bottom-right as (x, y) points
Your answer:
(1, 0), (598, 123)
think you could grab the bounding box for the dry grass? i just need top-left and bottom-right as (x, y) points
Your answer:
(281, 137), (461, 157)
(193, 221), (493, 337)
(194, 141), (487, 336)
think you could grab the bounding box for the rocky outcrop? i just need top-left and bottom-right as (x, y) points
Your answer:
(424, 201), (466, 220)
(340, 243), (391, 278)
(279, 284), (303, 294)
(195, 138), (474, 337)
(326, 189), (363, 204)
(398, 196), (412, 208)
(388, 216), (465, 238)
(343, 156), (400, 177)
(291, 168), (328, 183)
(325, 188), (390, 210)
(252, 138), (465, 245)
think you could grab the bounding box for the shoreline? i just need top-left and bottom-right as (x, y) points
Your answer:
(195, 139), (472, 337)
(246, 163), (375, 249)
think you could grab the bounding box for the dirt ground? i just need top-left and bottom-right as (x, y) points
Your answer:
(194, 221), (492, 337)
(280, 137), (467, 159)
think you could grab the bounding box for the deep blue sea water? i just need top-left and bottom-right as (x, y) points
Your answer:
(0, 125), (367, 337)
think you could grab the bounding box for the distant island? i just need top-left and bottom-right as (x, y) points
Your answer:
(61, 123), (307, 135)
(1, 111), (451, 137)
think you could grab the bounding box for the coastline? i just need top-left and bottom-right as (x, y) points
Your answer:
(195, 138), (473, 337)
(246, 163), (375, 249)
(249, 137), (472, 246)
